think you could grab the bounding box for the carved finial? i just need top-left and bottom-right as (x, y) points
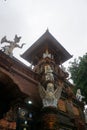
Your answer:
(45, 49), (49, 55)
(0, 35), (25, 57)
(1, 36), (7, 43)
(46, 28), (49, 32)
(43, 49), (51, 58)
(14, 35), (21, 43)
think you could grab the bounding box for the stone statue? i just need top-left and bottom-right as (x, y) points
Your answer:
(76, 89), (84, 102)
(43, 49), (51, 58)
(1, 35), (25, 57)
(45, 65), (54, 81)
(39, 82), (63, 107)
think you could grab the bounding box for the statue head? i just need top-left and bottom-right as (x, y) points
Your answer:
(47, 83), (54, 92)
(76, 89), (81, 95)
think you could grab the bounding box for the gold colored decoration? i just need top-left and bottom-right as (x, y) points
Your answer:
(0, 119), (16, 129)
(73, 106), (80, 116)
(42, 114), (58, 130)
(58, 99), (66, 112)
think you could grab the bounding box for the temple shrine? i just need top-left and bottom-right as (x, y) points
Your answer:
(0, 30), (86, 130)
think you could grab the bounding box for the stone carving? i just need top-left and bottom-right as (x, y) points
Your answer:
(76, 89), (84, 102)
(45, 65), (54, 81)
(43, 49), (51, 59)
(39, 82), (63, 107)
(1, 35), (25, 57)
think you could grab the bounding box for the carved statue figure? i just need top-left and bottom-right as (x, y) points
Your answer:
(76, 89), (84, 102)
(1, 35), (25, 56)
(39, 82), (63, 107)
(43, 49), (51, 58)
(45, 65), (54, 81)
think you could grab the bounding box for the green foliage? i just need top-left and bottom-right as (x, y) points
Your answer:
(68, 53), (87, 102)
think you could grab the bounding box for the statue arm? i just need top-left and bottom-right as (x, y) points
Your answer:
(54, 84), (63, 100)
(39, 83), (46, 99)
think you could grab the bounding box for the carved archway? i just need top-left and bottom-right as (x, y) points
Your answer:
(0, 70), (27, 119)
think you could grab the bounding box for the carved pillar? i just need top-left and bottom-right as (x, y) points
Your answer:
(35, 50), (65, 130)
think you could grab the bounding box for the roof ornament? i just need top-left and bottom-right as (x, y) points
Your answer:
(0, 35), (25, 57)
(43, 49), (51, 59)
(46, 28), (49, 32)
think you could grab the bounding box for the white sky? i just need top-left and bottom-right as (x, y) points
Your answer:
(0, 0), (87, 69)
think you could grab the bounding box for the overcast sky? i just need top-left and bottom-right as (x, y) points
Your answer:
(0, 0), (87, 69)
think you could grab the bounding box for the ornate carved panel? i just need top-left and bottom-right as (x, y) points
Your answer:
(73, 106), (80, 116)
(58, 99), (66, 112)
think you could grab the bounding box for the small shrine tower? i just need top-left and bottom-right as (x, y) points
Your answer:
(22, 30), (86, 130)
